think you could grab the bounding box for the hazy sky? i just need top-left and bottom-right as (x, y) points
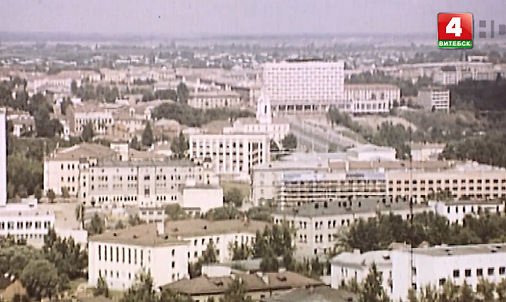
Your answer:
(0, 0), (504, 36)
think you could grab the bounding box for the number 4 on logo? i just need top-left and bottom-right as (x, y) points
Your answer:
(446, 17), (463, 37)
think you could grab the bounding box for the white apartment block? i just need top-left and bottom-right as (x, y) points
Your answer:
(272, 198), (428, 257)
(262, 60), (344, 114)
(188, 90), (242, 109)
(81, 160), (216, 208)
(417, 87), (450, 112)
(88, 219), (268, 291)
(252, 160), (506, 206)
(331, 250), (393, 296)
(429, 199), (505, 225)
(189, 133), (269, 180)
(410, 142), (445, 162)
(342, 84), (400, 114)
(392, 244), (506, 301)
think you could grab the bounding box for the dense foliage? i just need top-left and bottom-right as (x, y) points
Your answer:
(441, 132), (506, 168)
(152, 102), (254, 127)
(342, 211), (506, 253)
(0, 229), (87, 300)
(450, 78), (506, 111)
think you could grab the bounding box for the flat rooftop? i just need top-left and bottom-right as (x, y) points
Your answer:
(410, 243), (506, 257)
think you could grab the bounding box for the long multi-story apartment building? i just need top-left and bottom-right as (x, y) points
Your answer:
(88, 219), (268, 291)
(341, 84), (401, 114)
(189, 133), (269, 180)
(253, 160), (506, 206)
(44, 143), (217, 208)
(81, 159), (216, 207)
(272, 197), (429, 257)
(262, 60), (344, 114)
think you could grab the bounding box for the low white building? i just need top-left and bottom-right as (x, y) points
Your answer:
(392, 244), (506, 301)
(88, 219), (268, 291)
(342, 84), (401, 114)
(410, 143), (445, 161)
(181, 183), (223, 214)
(331, 250), (393, 296)
(188, 90), (242, 109)
(429, 199), (505, 225)
(346, 144), (397, 161)
(0, 202), (55, 245)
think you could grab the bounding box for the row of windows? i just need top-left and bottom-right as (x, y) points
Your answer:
(0, 221), (50, 230)
(451, 267), (506, 278)
(390, 179), (506, 185)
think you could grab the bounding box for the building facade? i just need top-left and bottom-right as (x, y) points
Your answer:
(188, 90), (242, 109)
(272, 198), (428, 257)
(189, 133), (269, 180)
(262, 61), (344, 114)
(342, 84), (400, 114)
(417, 87), (450, 112)
(88, 219), (268, 291)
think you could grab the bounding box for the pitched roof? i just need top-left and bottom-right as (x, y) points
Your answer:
(162, 271), (324, 295)
(47, 143), (117, 161)
(263, 286), (358, 302)
(90, 219), (269, 246)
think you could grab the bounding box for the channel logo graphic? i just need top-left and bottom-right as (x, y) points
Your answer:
(438, 13), (473, 49)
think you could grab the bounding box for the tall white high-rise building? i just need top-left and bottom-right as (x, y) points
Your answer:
(262, 60), (344, 114)
(0, 108), (6, 207)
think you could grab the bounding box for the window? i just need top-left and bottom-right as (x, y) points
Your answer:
(488, 268), (494, 276)
(439, 278), (446, 286)
(499, 267), (506, 275)
(465, 269), (471, 277)
(172, 261), (175, 268)
(453, 270), (460, 278)
(98, 245), (102, 261)
(477, 268), (483, 277)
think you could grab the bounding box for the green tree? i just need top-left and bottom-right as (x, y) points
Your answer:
(82, 122), (94, 142)
(20, 259), (64, 301)
(220, 278), (253, 302)
(46, 189), (56, 203)
(115, 220), (126, 229)
(142, 122), (154, 147)
(94, 276), (110, 297)
(459, 280), (476, 302)
(159, 288), (193, 302)
(87, 213), (105, 236)
(497, 278), (506, 302)
(164, 204), (188, 220)
(224, 187), (244, 207)
(259, 247), (279, 273)
(75, 204), (86, 229)
(176, 82), (189, 104)
(231, 242), (251, 261)
(61, 186), (70, 198)
(202, 241), (218, 264)
(130, 136), (141, 151)
(43, 228), (88, 279)
(171, 132), (189, 159)
(359, 263), (390, 302)
(71, 80), (78, 95)
(476, 278), (495, 302)
(121, 272), (157, 302)
(281, 133), (297, 150)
